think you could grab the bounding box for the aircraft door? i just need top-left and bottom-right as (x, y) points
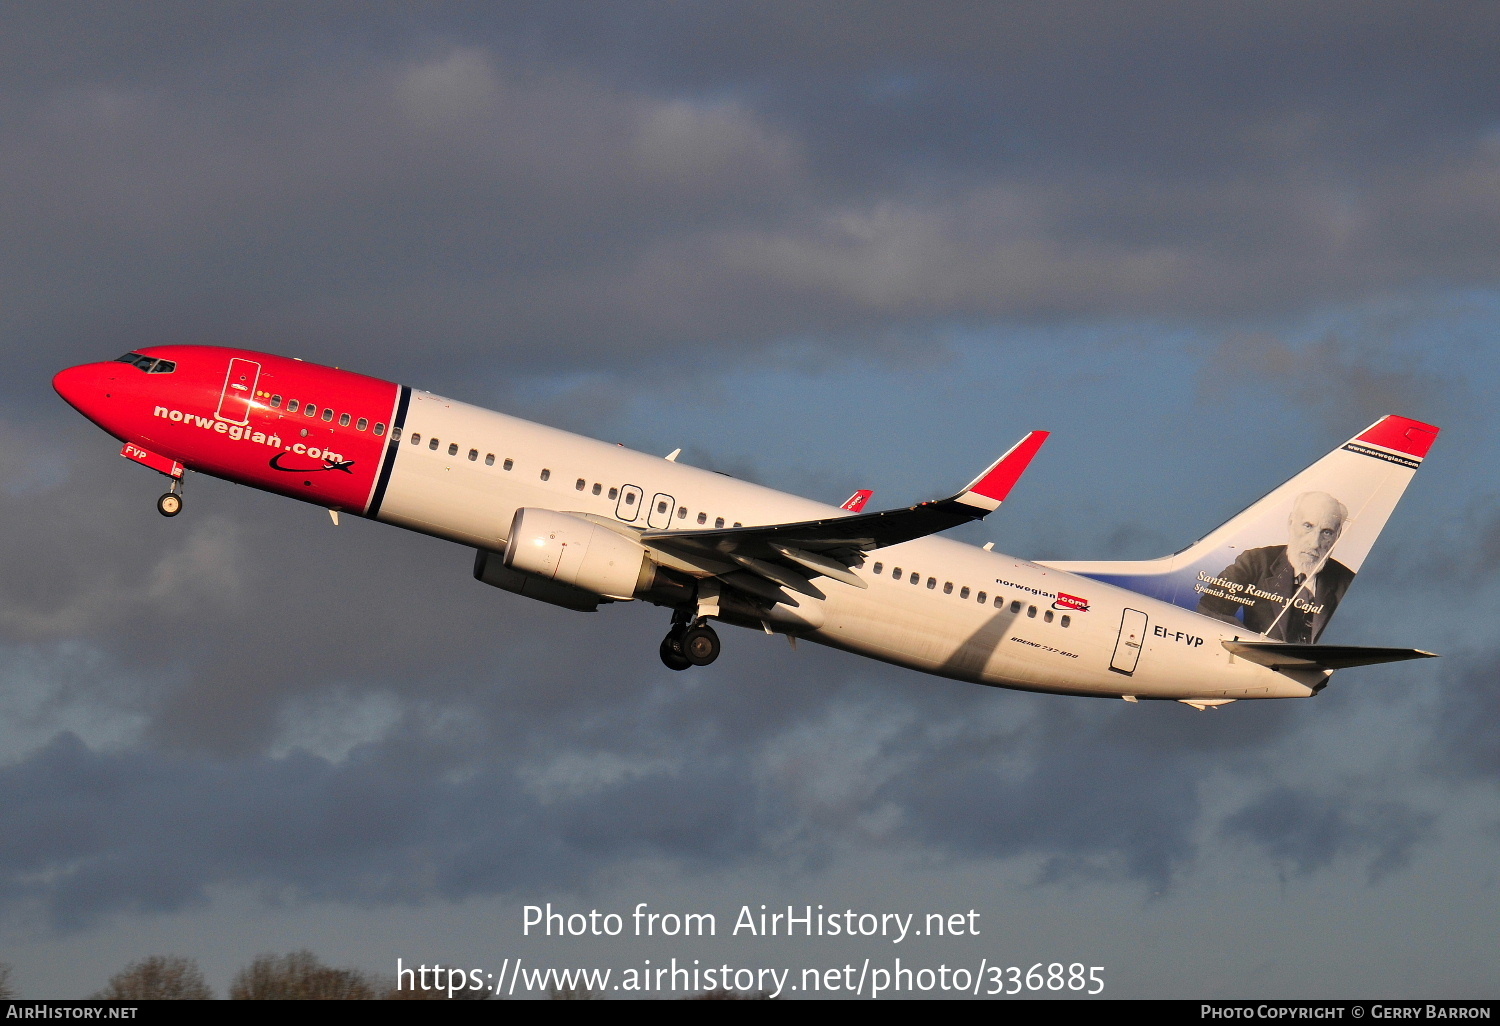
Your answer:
(216, 358), (262, 425)
(647, 492), (675, 529)
(615, 484), (643, 522)
(1110, 608), (1148, 676)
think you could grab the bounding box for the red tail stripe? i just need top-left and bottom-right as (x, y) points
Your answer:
(1357, 416), (1440, 459)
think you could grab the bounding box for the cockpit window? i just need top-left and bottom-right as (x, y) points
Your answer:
(113, 352), (175, 373)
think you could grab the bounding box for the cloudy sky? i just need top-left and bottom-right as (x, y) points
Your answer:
(2, 1), (1498, 999)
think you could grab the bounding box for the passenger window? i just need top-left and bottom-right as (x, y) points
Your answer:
(623, 489), (634, 503)
(1061, 615), (1071, 628)
(697, 512), (706, 524)
(677, 506), (687, 518)
(288, 400), (299, 413)
(541, 469), (551, 482)
(610, 487), (619, 499)
(410, 433), (420, 445)
(1044, 610), (1054, 623)
(977, 591), (986, 604)
(429, 437), (439, 450)
(733, 522), (742, 528)
(943, 582), (953, 594)
(577, 479), (587, 491)
(504, 459), (514, 471)
(306, 405), (317, 418)
(485, 454), (495, 466)
(469, 449), (479, 461)
(960, 586), (969, 599)
(447, 443), (458, 456)
(270, 395), (283, 408)
(910, 572), (919, 584)
(927, 578), (936, 589)
(714, 517), (724, 528)
(322, 408), (334, 422)
(994, 595), (1003, 608)
(873, 562), (883, 575)
(1027, 605), (1036, 618)
(356, 418), (368, 431)
(657, 500), (668, 513)
(1011, 600), (1022, 613)
(893, 567), (902, 578)
(592, 483), (602, 495)
(339, 413), (350, 426)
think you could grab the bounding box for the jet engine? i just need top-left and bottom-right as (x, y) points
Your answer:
(502, 507), (655, 600)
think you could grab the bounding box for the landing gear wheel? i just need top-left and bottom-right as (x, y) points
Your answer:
(156, 493), (183, 517)
(659, 633), (692, 671)
(679, 624), (721, 666)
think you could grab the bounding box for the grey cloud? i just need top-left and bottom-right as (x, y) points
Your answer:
(1430, 656), (1500, 784)
(0, 692), (1355, 932)
(1, 2), (1486, 947)
(894, 700), (1306, 889)
(7, 3), (1500, 408)
(1220, 786), (1434, 883)
(1197, 332), (1454, 434)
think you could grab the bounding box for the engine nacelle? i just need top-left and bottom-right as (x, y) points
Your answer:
(503, 508), (652, 600)
(473, 549), (601, 612)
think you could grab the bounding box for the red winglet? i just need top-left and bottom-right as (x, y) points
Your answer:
(840, 489), (873, 512)
(965, 430), (1049, 503)
(1357, 416), (1440, 460)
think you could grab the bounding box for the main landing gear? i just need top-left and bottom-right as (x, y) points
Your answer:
(660, 611), (721, 671)
(156, 477), (184, 518)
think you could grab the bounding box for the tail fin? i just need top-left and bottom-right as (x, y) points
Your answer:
(1044, 415), (1439, 643)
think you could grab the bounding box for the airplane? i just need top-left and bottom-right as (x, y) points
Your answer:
(53, 346), (1440, 709)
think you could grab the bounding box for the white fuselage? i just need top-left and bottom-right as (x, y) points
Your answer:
(379, 390), (1315, 703)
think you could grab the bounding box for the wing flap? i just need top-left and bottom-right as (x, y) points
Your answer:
(639, 430), (1048, 600)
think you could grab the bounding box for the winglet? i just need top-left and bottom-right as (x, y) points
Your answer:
(956, 431), (1049, 511)
(840, 489), (873, 512)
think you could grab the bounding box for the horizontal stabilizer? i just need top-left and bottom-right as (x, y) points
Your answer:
(1223, 641), (1437, 671)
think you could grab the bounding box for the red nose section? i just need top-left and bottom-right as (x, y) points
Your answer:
(53, 363), (106, 415)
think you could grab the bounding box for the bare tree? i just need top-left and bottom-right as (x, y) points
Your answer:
(230, 951), (379, 1000)
(93, 956), (212, 1000)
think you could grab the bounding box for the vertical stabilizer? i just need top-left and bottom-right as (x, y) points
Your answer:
(1044, 416), (1439, 643)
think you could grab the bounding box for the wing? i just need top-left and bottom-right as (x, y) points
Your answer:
(639, 431), (1048, 603)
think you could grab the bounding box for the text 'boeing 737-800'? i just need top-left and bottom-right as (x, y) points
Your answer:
(54, 347), (1440, 709)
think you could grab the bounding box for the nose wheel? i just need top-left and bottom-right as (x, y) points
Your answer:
(659, 618), (721, 670)
(156, 478), (184, 517)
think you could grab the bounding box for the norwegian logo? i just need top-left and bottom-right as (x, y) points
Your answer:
(1053, 592), (1090, 613)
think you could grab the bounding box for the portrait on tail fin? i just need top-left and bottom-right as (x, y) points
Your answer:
(1196, 491), (1353, 643)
